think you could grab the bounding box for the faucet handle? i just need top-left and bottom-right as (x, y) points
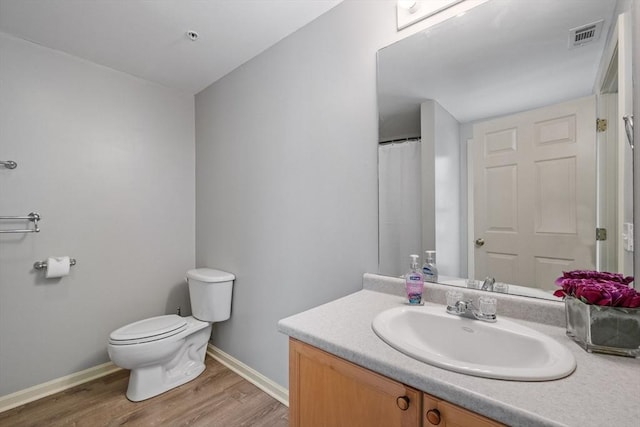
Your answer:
(446, 290), (464, 308)
(478, 296), (497, 316)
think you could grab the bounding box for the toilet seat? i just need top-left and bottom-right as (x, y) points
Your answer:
(109, 315), (188, 345)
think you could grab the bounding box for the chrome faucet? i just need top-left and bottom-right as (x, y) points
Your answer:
(481, 276), (496, 291)
(446, 296), (497, 323)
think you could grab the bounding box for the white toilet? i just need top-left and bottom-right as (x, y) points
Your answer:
(108, 268), (234, 401)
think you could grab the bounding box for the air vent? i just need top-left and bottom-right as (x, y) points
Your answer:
(569, 20), (604, 48)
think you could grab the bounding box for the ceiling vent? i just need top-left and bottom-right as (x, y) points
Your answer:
(569, 20), (604, 48)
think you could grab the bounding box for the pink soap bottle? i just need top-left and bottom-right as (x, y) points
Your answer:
(405, 254), (424, 305)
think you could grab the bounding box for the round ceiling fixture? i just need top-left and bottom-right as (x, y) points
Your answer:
(186, 31), (199, 41)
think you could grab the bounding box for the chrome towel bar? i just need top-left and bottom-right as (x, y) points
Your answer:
(1, 160), (17, 169)
(0, 212), (41, 233)
(34, 258), (77, 270)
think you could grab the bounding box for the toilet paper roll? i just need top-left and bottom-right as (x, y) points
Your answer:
(46, 256), (70, 279)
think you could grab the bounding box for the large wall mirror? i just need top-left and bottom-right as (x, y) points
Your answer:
(377, 0), (635, 301)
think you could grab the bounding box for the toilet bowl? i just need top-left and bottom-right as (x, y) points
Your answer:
(107, 268), (234, 401)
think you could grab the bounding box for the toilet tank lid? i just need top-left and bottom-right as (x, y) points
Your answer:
(186, 268), (235, 283)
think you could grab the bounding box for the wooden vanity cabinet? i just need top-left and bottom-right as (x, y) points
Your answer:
(289, 338), (505, 427)
(289, 339), (422, 427)
(423, 393), (506, 427)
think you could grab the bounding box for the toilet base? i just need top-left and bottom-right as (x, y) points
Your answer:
(124, 323), (212, 402)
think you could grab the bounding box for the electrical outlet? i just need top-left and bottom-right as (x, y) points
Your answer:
(622, 222), (634, 252)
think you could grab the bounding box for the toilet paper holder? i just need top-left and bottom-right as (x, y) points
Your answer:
(34, 258), (77, 270)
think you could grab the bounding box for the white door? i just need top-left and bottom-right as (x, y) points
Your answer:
(473, 96), (596, 290)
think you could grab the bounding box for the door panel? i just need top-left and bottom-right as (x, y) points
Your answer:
(534, 257), (574, 291)
(485, 252), (518, 285)
(486, 165), (518, 232)
(534, 157), (577, 234)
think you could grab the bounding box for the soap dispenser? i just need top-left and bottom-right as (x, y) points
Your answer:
(423, 250), (438, 283)
(405, 254), (424, 305)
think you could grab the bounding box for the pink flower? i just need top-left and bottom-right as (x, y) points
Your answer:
(555, 271), (639, 308)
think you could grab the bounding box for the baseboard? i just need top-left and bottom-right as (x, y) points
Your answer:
(207, 344), (289, 407)
(0, 362), (122, 413)
(0, 347), (289, 413)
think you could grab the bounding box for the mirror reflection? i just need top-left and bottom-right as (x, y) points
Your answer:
(377, 0), (634, 301)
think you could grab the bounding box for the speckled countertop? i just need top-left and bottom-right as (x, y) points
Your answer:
(277, 274), (640, 427)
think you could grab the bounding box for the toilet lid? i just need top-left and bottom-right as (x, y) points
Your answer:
(109, 315), (188, 345)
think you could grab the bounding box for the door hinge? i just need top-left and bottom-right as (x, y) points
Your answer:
(596, 118), (608, 132)
(596, 228), (607, 241)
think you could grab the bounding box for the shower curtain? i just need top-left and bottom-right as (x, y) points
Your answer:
(378, 140), (421, 277)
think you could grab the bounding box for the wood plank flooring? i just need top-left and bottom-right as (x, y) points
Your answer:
(0, 356), (289, 427)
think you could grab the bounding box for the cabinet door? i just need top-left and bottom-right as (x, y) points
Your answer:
(424, 393), (506, 427)
(289, 339), (422, 427)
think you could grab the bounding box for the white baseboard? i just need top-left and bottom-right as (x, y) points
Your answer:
(207, 344), (289, 407)
(0, 347), (289, 414)
(0, 362), (122, 413)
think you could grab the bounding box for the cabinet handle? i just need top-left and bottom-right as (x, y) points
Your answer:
(426, 408), (441, 425)
(396, 396), (410, 411)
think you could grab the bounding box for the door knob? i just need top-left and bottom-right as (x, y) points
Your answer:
(475, 238), (485, 247)
(426, 408), (441, 425)
(396, 396), (410, 411)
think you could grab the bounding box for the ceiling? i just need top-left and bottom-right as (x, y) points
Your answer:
(0, 0), (342, 94)
(378, 0), (619, 128)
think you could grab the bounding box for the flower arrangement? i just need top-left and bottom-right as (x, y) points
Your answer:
(555, 270), (640, 357)
(554, 270), (639, 308)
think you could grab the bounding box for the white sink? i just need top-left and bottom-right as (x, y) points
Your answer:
(372, 305), (576, 381)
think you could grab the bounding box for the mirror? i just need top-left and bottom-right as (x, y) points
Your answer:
(377, 0), (634, 301)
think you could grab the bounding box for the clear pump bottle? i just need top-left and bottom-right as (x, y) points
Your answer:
(422, 250), (438, 283)
(405, 254), (424, 305)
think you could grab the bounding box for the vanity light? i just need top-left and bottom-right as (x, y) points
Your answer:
(398, 1), (418, 13)
(396, 0), (488, 31)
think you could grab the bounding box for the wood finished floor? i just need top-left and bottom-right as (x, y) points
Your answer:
(0, 356), (289, 427)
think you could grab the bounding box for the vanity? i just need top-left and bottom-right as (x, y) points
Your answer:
(289, 339), (504, 427)
(278, 274), (640, 427)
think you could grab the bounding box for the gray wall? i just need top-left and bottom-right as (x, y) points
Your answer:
(433, 102), (461, 277)
(420, 100), (463, 278)
(0, 33), (196, 396)
(195, 1), (434, 388)
(379, 105), (421, 142)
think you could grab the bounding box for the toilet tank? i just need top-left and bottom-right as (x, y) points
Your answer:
(186, 268), (235, 322)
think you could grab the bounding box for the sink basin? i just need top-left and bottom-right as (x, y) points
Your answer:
(372, 305), (576, 381)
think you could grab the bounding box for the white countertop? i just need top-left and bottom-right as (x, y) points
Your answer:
(277, 275), (640, 427)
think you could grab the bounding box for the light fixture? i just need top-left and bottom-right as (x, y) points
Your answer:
(186, 30), (199, 41)
(398, 1), (418, 13)
(396, 0), (488, 31)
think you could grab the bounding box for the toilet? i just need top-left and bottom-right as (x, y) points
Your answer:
(107, 268), (234, 401)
